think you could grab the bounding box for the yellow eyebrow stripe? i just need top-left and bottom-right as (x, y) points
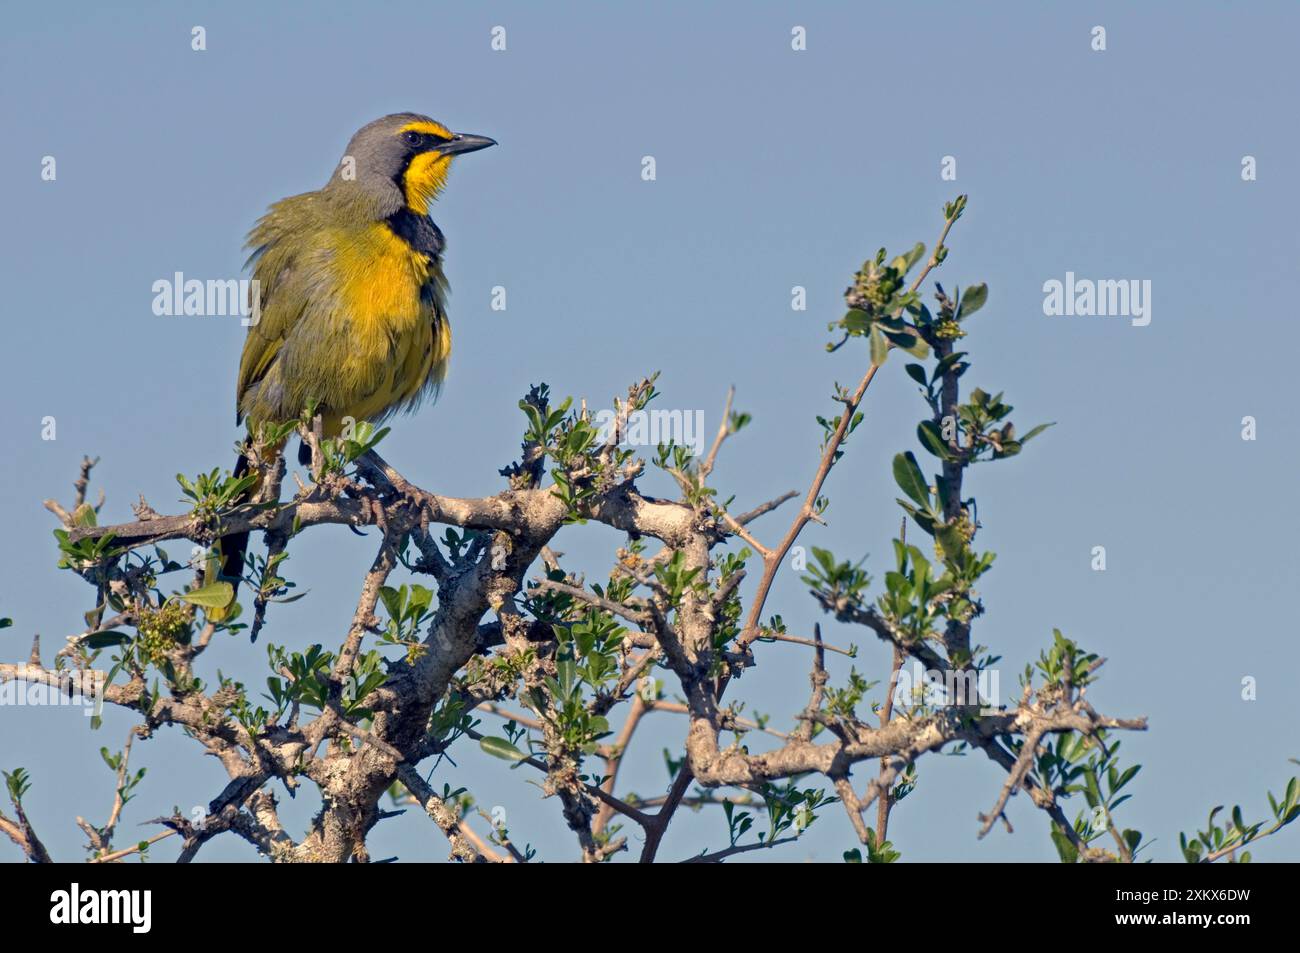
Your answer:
(400, 120), (452, 139)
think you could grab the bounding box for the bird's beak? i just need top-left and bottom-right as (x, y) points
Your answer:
(437, 133), (497, 156)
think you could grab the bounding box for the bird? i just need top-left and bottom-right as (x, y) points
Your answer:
(217, 113), (496, 587)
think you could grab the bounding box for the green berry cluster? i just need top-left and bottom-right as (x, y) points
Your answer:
(135, 601), (194, 664)
(933, 319), (966, 340)
(849, 253), (904, 314)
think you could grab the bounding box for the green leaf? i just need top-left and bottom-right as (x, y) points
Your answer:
(83, 631), (132, 650)
(956, 283), (988, 319)
(556, 657), (577, 697)
(1084, 770), (1103, 808)
(917, 421), (954, 461)
(933, 351), (968, 381)
(884, 329), (930, 359)
(904, 364), (929, 388)
(1020, 422), (1055, 443)
(1112, 764), (1141, 794)
(479, 736), (527, 762)
(899, 242), (926, 273)
(178, 582), (235, 609)
(895, 500), (937, 536)
(843, 309), (872, 334)
(892, 452), (931, 509)
(869, 326), (889, 366)
(378, 585), (403, 622)
(1050, 826), (1079, 864)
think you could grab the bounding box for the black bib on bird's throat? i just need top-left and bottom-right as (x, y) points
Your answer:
(385, 208), (445, 260)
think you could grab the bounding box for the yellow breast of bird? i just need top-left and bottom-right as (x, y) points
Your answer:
(328, 223), (450, 423)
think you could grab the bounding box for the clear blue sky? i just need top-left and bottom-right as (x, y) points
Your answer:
(2, 1), (1297, 862)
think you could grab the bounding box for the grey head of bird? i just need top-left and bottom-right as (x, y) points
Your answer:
(324, 112), (496, 217)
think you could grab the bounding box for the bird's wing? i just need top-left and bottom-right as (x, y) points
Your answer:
(235, 194), (322, 424)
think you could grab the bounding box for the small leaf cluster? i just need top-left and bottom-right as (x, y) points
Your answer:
(378, 583), (435, 663)
(529, 649), (612, 756)
(654, 442), (718, 508)
(177, 469), (258, 525)
(653, 550), (705, 608)
(711, 547), (751, 647)
(1036, 731), (1144, 863)
(838, 244), (931, 365)
(815, 407), (864, 464)
(53, 528), (123, 570)
(843, 827), (901, 863)
(1179, 778), (1300, 863)
(250, 549), (305, 609)
(801, 547), (870, 611)
(1027, 629), (1100, 692)
(3, 767), (32, 802)
(824, 667), (878, 720)
(318, 421), (391, 475)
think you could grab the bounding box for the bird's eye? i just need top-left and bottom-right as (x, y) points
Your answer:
(403, 130), (423, 147)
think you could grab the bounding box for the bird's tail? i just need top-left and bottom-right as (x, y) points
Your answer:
(218, 439), (258, 583)
(219, 431), (306, 584)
